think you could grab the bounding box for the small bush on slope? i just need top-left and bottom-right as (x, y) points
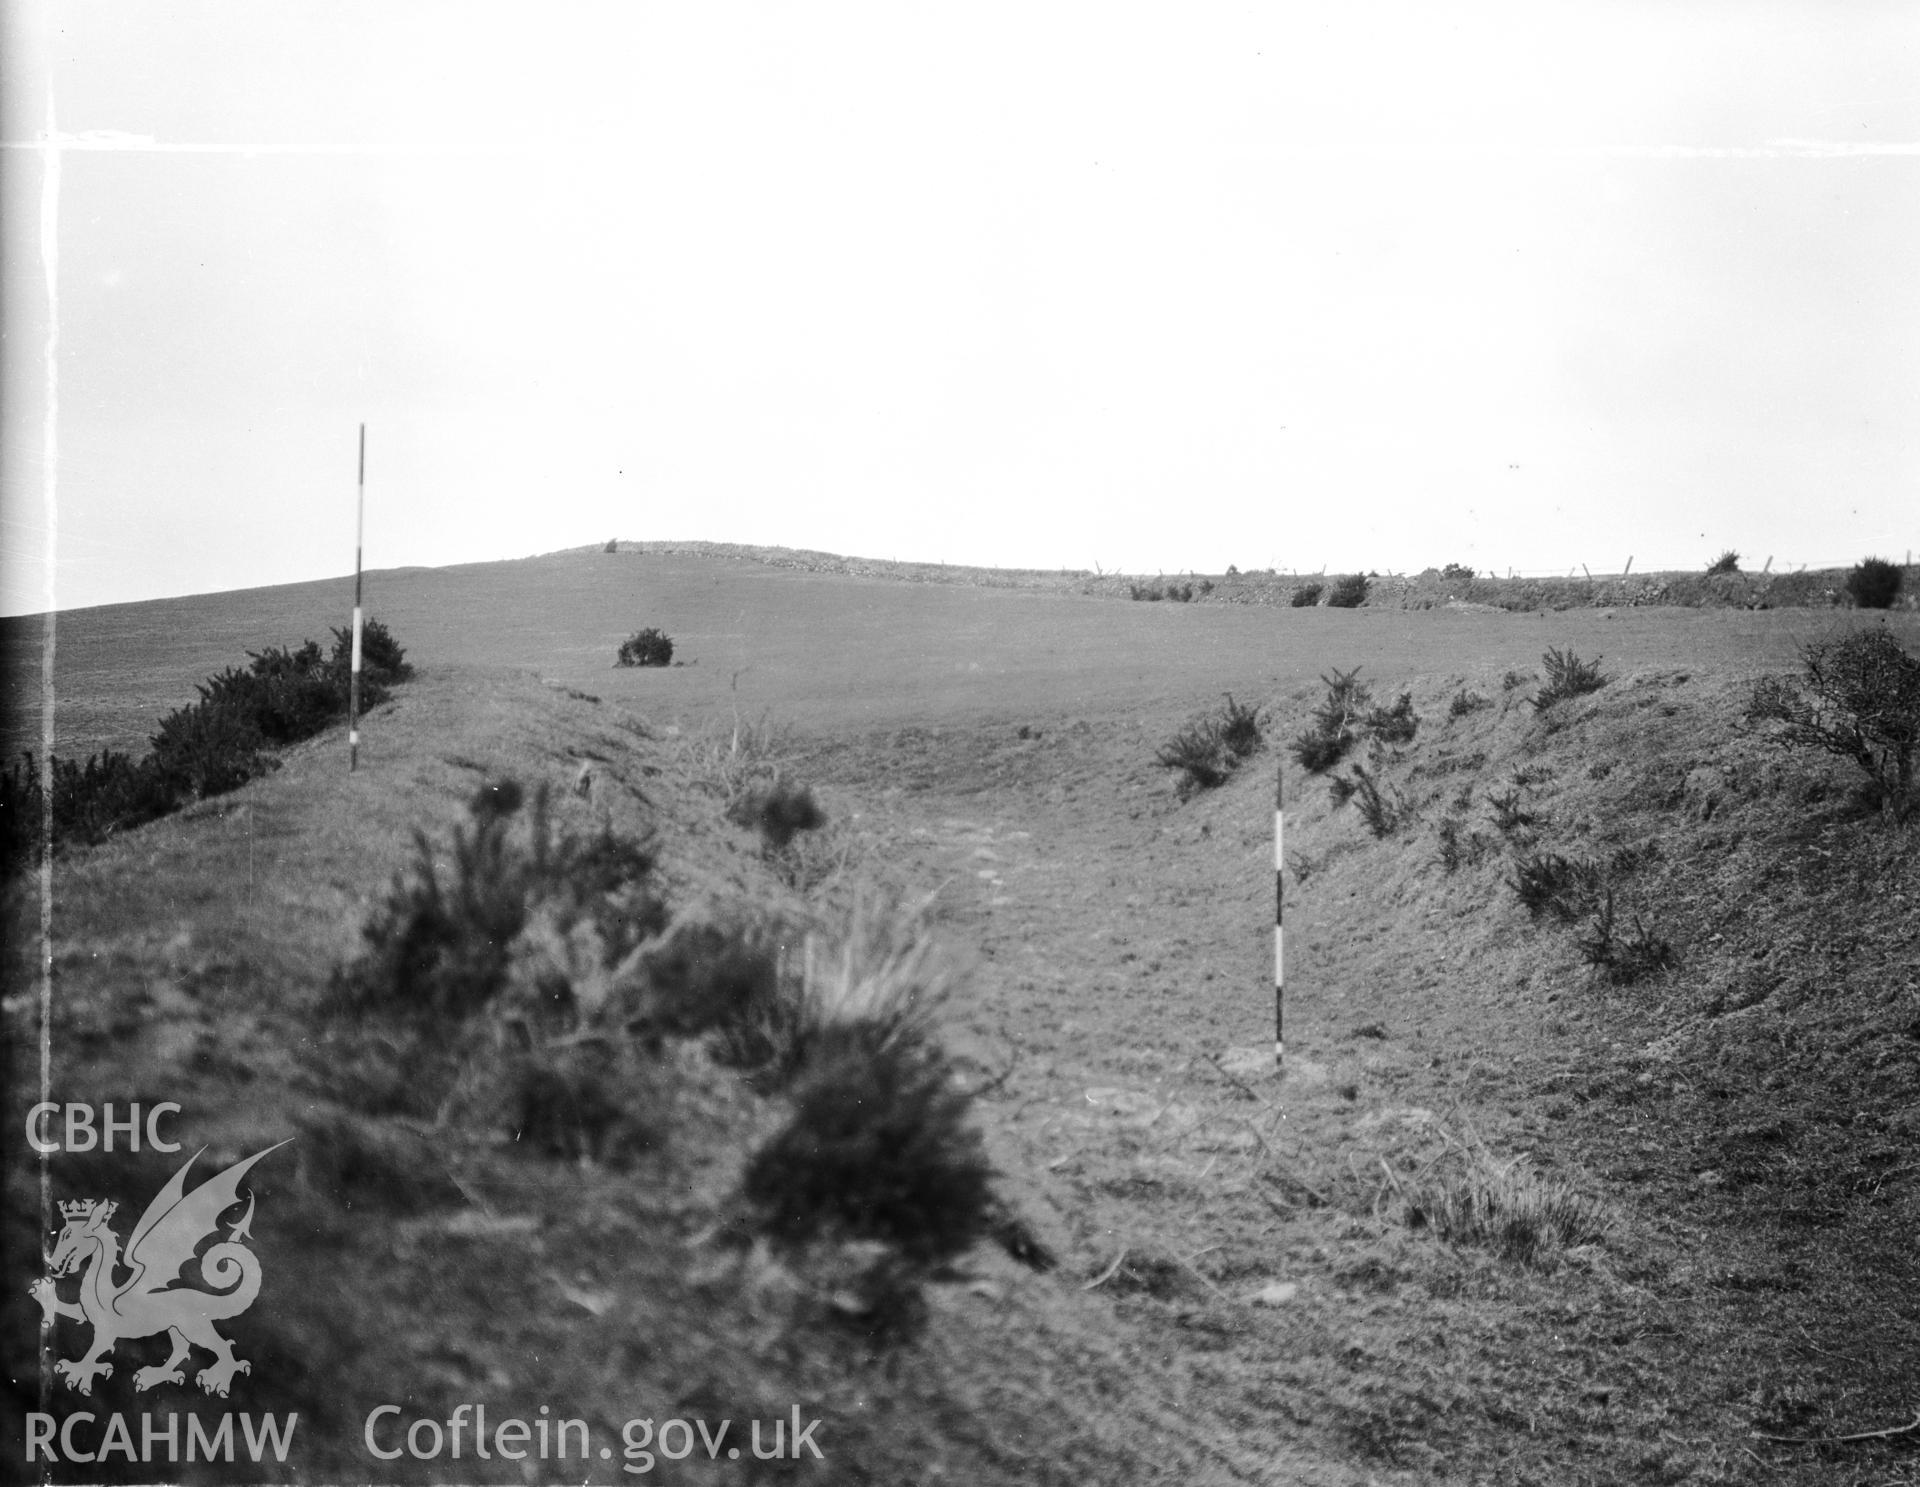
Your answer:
(1156, 693), (1265, 797)
(1326, 573), (1369, 608)
(740, 1037), (993, 1267)
(1706, 550), (1740, 576)
(728, 775), (827, 851)
(1747, 624), (1920, 819)
(1290, 581), (1324, 608)
(618, 627), (675, 667)
(1533, 648), (1609, 709)
(1844, 556), (1902, 610)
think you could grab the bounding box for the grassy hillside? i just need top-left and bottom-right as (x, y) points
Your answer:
(5, 550), (1917, 1484)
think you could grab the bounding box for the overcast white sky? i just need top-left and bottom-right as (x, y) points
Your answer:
(2, 3), (1916, 614)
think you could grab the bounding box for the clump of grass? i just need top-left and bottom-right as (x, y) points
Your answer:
(1706, 550), (1741, 576)
(1156, 693), (1265, 797)
(1325, 573), (1369, 608)
(1844, 556), (1902, 610)
(1290, 582), (1324, 608)
(674, 715), (795, 806)
(1533, 648), (1609, 709)
(1501, 669), (1530, 692)
(1448, 689), (1491, 719)
(1747, 625), (1920, 819)
(617, 627), (674, 667)
(1576, 891), (1679, 984)
(1508, 851), (1605, 922)
(1397, 1137), (1611, 1268)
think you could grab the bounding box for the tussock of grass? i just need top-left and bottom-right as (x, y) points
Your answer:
(672, 715), (796, 805)
(1397, 1135), (1611, 1267)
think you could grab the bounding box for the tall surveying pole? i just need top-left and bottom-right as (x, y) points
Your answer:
(348, 423), (365, 773)
(1274, 761), (1285, 1068)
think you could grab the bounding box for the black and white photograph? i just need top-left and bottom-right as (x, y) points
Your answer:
(3, 5), (1917, 1483)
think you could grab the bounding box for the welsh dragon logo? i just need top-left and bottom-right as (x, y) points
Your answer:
(30, 1142), (289, 1397)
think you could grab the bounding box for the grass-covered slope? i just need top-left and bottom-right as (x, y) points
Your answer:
(1, 664), (1356, 1485)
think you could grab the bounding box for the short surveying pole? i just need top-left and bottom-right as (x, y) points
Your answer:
(348, 423), (365, 773)
(1274, 760), (1285, 1068)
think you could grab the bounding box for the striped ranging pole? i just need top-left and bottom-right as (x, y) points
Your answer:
(348, 423), (365, 773)
(1274, 759), (1285, 1068)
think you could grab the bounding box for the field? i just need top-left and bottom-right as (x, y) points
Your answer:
(4, 546), (1917, 1485)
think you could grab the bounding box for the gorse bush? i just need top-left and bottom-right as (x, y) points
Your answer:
(1365, 692), (1418, 745)
(1533, 648), (1609, 709)
(1575, 890), (1679, 985)
(1845, 557), (1902, 610)
(1289, 667), (1370, 773)
(617, 628), (674, 667)
(1290, 582), (1324, 608)
(1706, 550), (1740, 576)
(1440, 563), (1476, 584)
(727, 776), (827, 851)
(1, 619), (411, 872)
(1326, 573), (1369, 608)
(1747, 624), (1920, 819)
(1156, 693), (1265, 797)
(1509, 851), (1605, 922)
(740, 1037), (992, 1266)
(1449, 689), (1491, 719)
(1329, 763), (1410, 838)
(329, 779), (664, 1026)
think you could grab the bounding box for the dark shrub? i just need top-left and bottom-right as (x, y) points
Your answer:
(1748, 625), (1920, 818)
(1334, 764), (1408, 839)
(331, 618), (412, 690)
(740, 1039), (993, 1266)
(1289, 667), (1374, 773)
(505, 1043), (657, 1166)
(1216, 693), (1264, 759)
(1290, 582), (1324, 608)
(634, 918), (785, 1048)
(1449, 689), (1491, 719)
(1706, 550), (1740, 576)
(1326, 573), (1369, 608)
(1576, 891), (1678, 984)
(1533, 648), (1608, 709)
(1509, 851), (1605, 922)
(1845, 556), (1903, 610)
(1365, 692), (1418, 744)
(617, 628), (675, 667)
(0, 754), (42, 871)
(1157, 721), (1233, 796)
(603, 538), (619, 554)
(1440, 563), (1476, 584)
(728, 776), (827, 851)
(147, 694), (270, 800)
